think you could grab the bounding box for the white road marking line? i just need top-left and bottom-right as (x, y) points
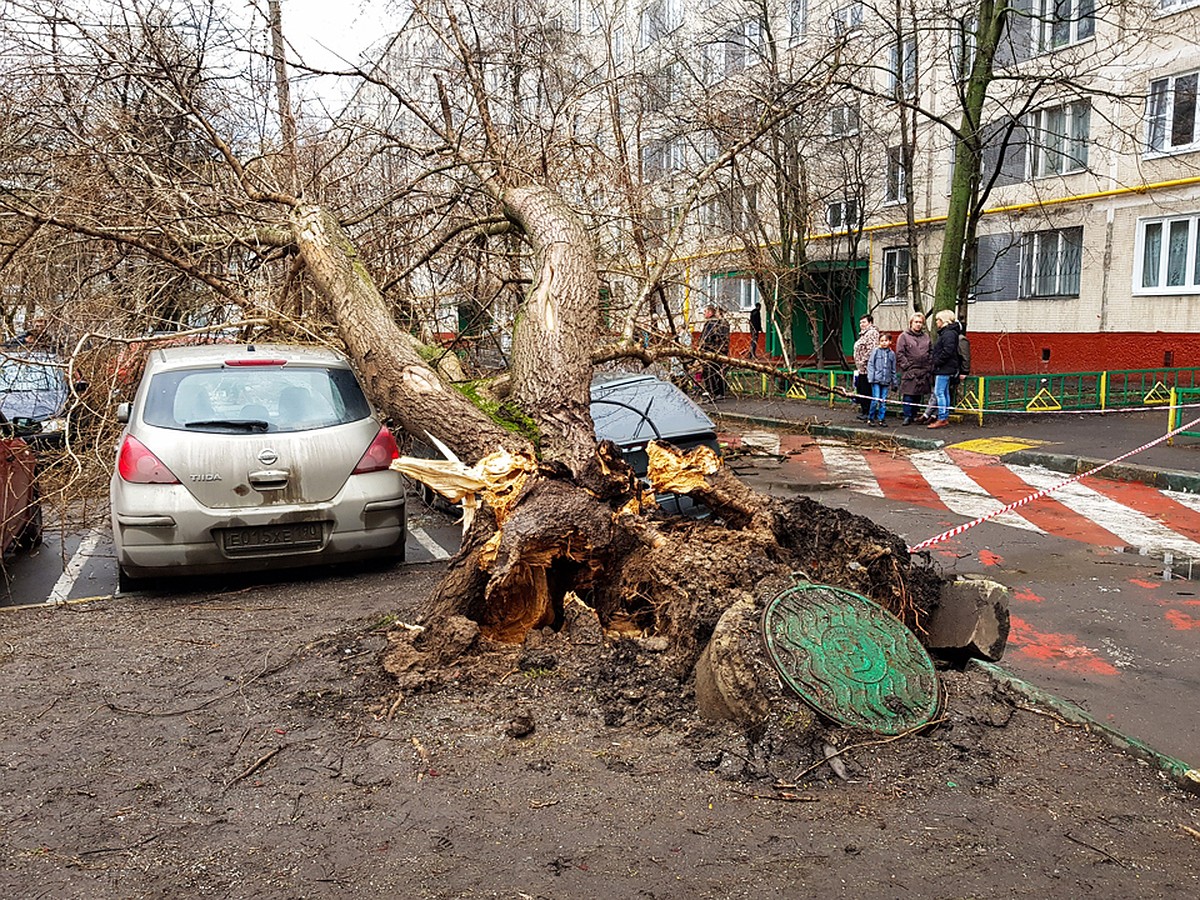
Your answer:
(408, 525), (450, 560)
(46, 529), (101, 605)
(908, 449), (1044, 534)
(1163, 489), (1200, 516)
(816, 440), (884, 497)
(1009, 465), (1200, 559)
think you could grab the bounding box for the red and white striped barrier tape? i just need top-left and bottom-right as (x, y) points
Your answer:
(906, 413), (1200, 554)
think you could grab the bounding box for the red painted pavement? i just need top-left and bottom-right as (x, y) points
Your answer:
(946, 448), (1129, 547)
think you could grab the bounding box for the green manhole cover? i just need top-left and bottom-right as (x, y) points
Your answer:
(761, 583), (940, 735)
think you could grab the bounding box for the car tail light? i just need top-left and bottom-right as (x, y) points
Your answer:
(224, 359), (287, 367)
(117, 435), (180, 484)
(353, 426), (399, 474)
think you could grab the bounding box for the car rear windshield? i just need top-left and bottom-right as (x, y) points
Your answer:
(141, 365), (372, 433)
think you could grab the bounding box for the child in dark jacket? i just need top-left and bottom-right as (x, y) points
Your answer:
(867, 334), (898, 425)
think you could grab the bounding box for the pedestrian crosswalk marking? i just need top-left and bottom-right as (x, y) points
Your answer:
(409, 525), (451, 560)
(1010, 466), (1200, 559)
(817, 441), (884, 498)
(908, 449), (1044, 533)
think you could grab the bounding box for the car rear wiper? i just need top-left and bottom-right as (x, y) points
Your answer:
(184, 419), (270, 432)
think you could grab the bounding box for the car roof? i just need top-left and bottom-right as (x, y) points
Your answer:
(146, 343), (352, 371)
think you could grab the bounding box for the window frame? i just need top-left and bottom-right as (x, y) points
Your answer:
(881, 247), (912, 303)
(789, 0), (808, 45)
(1133, 213), (1200, 295)
(1034, 0), (1095, 53)
(885, 146), (908, 204)
(1028, 99), (1091, 177)
(829, 103), (860, 138)
(1147, 71), (1200, 156)
(826, 198), (860, 231)
(831, 2), (864, 37)
(1018, 226), (1084, 298)
(889, 35), (917, 100)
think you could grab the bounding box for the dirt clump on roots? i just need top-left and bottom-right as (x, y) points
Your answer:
(384, 492), (945, 740)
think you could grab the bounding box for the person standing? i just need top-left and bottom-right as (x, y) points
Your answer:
(866, 333), (898, 426)
(895, 312), (932, 425)
(928, 309), (962, 429)
(747, 302), (763, 358)
(852, 314), (879, 420)
(700, 305), (731, 399)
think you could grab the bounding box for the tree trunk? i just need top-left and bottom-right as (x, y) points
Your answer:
(503, 185), (600, 470)
(291, 204), (528, 463)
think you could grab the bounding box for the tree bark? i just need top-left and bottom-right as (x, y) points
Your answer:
(291, 204), (529, 463)
(502, 185), (599, 470)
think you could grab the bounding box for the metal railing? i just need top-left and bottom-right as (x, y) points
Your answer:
(726, 364), (1200, 426)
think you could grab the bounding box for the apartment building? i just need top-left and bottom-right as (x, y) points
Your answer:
(352, 1), (1200, 373)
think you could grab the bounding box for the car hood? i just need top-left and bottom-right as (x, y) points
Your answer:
(136, 419), (379, 508)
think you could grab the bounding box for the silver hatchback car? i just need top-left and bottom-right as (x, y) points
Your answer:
(111, 344), (406, 590)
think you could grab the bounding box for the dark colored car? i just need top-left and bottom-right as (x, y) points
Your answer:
(0, 352), (73, 444)
(589, 372), (721, 514)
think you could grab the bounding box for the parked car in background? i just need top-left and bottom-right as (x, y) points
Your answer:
(110, 344), (406, 591)
(0, 351), (75, 444)
(589, 372), (721, 514)
(0, 414), (42, 559)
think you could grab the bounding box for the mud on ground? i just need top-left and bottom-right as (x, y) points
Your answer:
(1, 560), (1197, 899)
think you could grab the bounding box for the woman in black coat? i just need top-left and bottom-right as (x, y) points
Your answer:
(928, 310), (961, 429)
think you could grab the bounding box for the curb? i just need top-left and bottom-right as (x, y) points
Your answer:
(972, 659), (1200, 796)
(715, 411), (947, 452)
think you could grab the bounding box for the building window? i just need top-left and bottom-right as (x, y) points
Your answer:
(882, 248), (911, 302)
(708, 272), (760, 311)
(831, 2), (863, 37)
(637, 0), (683, 50)
(1019, 226), (1083, 297)
(722, 20), (763, 74)
(614, 26), (625, 65)
(1135, 214), (1200, 293)
(889, 35), (917, 100)
(790, 0), (807, 45)
(885, 146), (908, 203)
(1035, 0), (1095, 53)
(1029, 99), (1090, 176)
(952, 16), (977, 81)
(826, 198), (860, 230)
(1147, 71), (1199, 155)
(829, 103), (860, 137)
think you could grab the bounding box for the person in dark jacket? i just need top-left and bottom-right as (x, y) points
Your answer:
(699, 305), (731, 399)
(747, 303), (763, 358)
(895, 312), (932, 425)
(928, 309), (961, 429)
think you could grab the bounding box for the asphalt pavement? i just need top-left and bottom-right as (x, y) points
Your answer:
(711, 394), (1200, 491)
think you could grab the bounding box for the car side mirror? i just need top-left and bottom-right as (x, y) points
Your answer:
(116, 402), (130, 424)
(74, 379), (90, 395)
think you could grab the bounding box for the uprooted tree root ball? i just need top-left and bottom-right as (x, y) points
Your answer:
(383, 442), (945, 738)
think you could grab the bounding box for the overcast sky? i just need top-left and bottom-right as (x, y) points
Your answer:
(278, 0), (390, 71)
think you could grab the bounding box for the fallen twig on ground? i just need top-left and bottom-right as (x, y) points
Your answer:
(224, 745), (287, 793)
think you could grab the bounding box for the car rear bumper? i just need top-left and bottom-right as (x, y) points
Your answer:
(111, 473), (406, 577)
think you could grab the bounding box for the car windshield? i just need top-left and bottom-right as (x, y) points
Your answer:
(0, 357), (64, 392)
(0, 355), (69, 421)
(142, 365), (372, 433)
